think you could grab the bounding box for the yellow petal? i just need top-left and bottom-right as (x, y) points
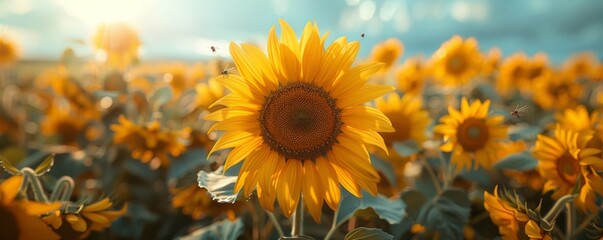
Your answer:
(315, 157), (341, 210)
(84, 198), (112, 212)
(20, 202), (62, 216)
(276, 160), (302, 218)
(302, 161), (324, 223)
(1, 175), (23, 205)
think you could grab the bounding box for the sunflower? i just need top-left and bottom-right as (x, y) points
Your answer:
(369, 38), (404, 72)
(42, 198), (127, 239)
(161, 63), (201, 98)
(0, 36), (19, 67)
(484, 186), (530, 240)
(496, 53), (528, 97)
(431, 35), (482, 86)
(434, 97), (508, 172)
(395, 57), (430, 97)
(564, 52), (599, 80)
(41, 107), (89, 146)
(532, 71), (582, 110)
(376, 93), (431, 155)
(533, 126), (603, 212)
(205, 20), (394, 222)
(0, 176), (62, 240)
(47, 66), (100, 118)
(92, 22), (140, 69)
(555, 105), (599, 146)
(195, 78), (226, 111)
(111, 115), (190, 168)
(481, 47), (501, 76)
(170, 185), (243, 220)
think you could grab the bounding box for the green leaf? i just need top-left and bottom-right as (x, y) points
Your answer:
(400, 189), (428, 219)
(34, 154), (55, 176)
(344, 227), (393, 240)
(416, 188), (470, 240)
(178, 218), (244, 240)
(494, 152), (537, 171)
(197, 166), (240, 203)
(0, 155), (20, 175)
(150, 87), (173, 106)
(392, 140), (421, 157)
(370, 155), (397, 187)
(337, 190), (406, 226)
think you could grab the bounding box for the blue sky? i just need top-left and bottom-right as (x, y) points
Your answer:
(1, 0), (602, 63)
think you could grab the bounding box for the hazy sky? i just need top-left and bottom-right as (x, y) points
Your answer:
(1, 0), (602, 63)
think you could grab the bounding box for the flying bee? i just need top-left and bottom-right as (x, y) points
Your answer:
(220, 65), (237, 78)
(360, 33), (365, 38)
(510, 105), (529, 118)
(210, 46), (218, 53)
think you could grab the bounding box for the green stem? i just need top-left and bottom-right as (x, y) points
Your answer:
(266, 211), (284, 237)
(421, 156), (443, 194)
(291, 196), (304, 237)
(565, 203), (574, 240)
(324, 206), (340, 240)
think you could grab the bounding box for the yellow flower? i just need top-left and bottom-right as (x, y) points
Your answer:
(532, 71), (582, 110)
(376, 93), (432, 154)
(195, 78), (226, 111)
(484, 186), (530, 240)
(161, 63), (202, 98)
(533, 126), (603, 212)
(369, 38), (404, 72)
(431, 35), (482, 86)
(92, 22), (140, 69)
(170, 185), (243, 220)
(564, 52), (599, 80)
(434, 98), (508, 172)
(496, 53), (528, 97)
(42, 198), (127, 239)
(0, 36), (19, 67)
(555, 105), (599, 147)
(395, 57), (430, 96)
(47, 66), (100, 119)
(41, 107), (88, 146)
(481, 47), (501, 76)
(111, 116), (189, 168)
(0, 176), (62, 240)
(525, 220), (552, 240)
(206, 20), (394, 222)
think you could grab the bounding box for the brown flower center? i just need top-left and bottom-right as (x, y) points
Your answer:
(0, 206), (19, 239)
(556, 152), (580, 184)
(447, 54), (467, 74)
(259, 82), (342, 160)
(456, 118), (489, 152)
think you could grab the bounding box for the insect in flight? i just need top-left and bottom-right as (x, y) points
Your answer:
(510, 105), (529, 118)
(360, 33), (365, 38)
(220, 65), (237, 78)
(210, 46), (218, 53)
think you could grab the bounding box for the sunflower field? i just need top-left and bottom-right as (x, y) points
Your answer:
(1, 1), (603, 240)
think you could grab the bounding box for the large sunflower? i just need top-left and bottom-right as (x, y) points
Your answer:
(434, 97), (508, 172)
(533, 126), (603, 212)
(431, 35), (482, 86)
(206, 20), (394, 222)
(0, 176), (61, 240)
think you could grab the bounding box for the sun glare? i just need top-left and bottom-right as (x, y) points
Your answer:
(58, 0), (146, 25)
